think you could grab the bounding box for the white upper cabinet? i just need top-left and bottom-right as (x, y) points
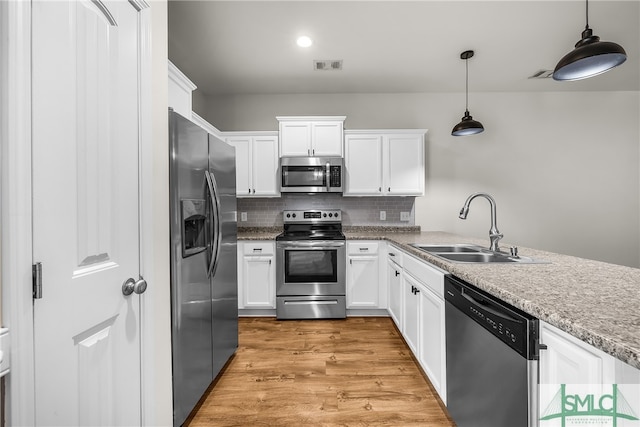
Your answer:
(385, 133), (425, 195)
(344, 130), (426, 196)
(277, 116), (345, 157)
(225, 132), (280, 198)
(168, 60), (196, 119)
(344, 133), (383, 195)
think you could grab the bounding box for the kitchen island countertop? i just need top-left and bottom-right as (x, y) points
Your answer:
(239, 228), (640, 369)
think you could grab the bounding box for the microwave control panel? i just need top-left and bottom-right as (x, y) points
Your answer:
(329, 166), (341, 187)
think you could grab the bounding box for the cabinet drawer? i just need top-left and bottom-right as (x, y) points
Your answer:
(404, 254), (446, 297)
(243, 242), (274, 256)
(348, 242), (379, 255)
(387, 245), (404, 268)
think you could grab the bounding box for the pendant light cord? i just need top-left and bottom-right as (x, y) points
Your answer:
(465, 57), (469, 112)
(585, 0), (590, 30)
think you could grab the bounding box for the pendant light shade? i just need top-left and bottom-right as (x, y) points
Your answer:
(553, 0), (626, 81)
(452, 50), (484, 137)
(452, 110), (484, 136)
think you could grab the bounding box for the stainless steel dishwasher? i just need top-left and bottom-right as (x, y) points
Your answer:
(445, 276), (540, 427)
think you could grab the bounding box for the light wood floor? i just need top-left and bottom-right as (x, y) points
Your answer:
(186, 317), (455, 427)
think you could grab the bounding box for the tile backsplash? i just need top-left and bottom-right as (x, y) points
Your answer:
(237, 195), (415, 227)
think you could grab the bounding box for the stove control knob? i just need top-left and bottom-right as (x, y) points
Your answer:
(328, 213), (333, 217)
(292, 213), (296, 218)
(334, 212), (339, 218)
(286, 213), (291, 218)
(323, 213), (327, 217)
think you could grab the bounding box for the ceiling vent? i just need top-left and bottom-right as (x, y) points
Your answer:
(528, 69), (554, 79)
(314, 60), (343, 71)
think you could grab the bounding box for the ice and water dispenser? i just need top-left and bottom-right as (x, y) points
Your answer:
(181, 199), (207, 257)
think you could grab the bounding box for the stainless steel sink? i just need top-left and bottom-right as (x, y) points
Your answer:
(436, 252), (518, 263)
(409, 243), (546, 264)
(410, 244), (484, 253)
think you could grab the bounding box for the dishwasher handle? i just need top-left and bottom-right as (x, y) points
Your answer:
(460, 288), (522, 324)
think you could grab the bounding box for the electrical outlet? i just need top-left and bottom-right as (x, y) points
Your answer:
(380, 211), (386, 221)
(241, 212), (248, 222)
(400, 212), (410, 221)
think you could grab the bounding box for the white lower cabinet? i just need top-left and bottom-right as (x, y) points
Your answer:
(417, 283), (446, 400)
(346, 241), (385, 309)
(238, 241), (276, 309)
(402, 273), (421, 355)
(539, 321), (616, 386)
(387, 246), (403, 330)
(397, 250), (447, 403)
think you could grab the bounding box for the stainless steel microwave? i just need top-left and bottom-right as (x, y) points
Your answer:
(280, 157), (343, 193)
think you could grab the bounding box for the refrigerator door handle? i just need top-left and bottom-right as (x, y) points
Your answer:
(205, 170), (222, 278)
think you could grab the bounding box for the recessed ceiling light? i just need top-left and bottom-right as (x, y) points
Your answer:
(296, 36), (313, 48)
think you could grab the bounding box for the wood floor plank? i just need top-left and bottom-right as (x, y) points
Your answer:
(186, 317), (454, 427)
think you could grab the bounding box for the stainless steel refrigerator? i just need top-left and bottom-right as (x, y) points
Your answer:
(168, 109), (238, 426)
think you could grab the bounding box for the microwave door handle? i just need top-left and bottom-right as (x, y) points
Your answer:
(326, 162), (330, 192)
(205, 170), (222, 278)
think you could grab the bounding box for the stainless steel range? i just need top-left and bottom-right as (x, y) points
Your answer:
(276, 209), (346, 319)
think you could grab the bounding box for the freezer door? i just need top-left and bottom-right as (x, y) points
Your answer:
(168, 110), (214, 427)
(208, 134), (239, 377)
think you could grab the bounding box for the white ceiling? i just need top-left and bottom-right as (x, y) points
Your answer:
(168, 1), (640, 96)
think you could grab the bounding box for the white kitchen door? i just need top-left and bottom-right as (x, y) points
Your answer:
(31, 0), (147, 425)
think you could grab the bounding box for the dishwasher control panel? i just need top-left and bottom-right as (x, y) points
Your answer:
(445, 276), (539, 359)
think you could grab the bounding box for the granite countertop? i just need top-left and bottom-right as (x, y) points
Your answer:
(239, 228), (640, 369)
(237, 227), (281, 240)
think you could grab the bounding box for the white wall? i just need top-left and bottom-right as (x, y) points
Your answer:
(203, 91), (640, 267)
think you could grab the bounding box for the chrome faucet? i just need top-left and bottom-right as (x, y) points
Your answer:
(458, 192), (503, 252)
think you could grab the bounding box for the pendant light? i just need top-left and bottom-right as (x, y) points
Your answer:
(553, 0), (626, 81)
(452, 50), (484, 137)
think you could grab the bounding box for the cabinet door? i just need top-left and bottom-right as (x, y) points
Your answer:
(311, 121), (343, 157)
(418, 283), (446, 402)
(347, 255), (380, 308)
(279, 121), (311, 156)
(540, 321), (615, 386)
(226, 137), (252, 197)
(344, 134), (383, 195)
(387, 259), (403, 330)
(402, 274), (420, 354)
(252, 136), (280, 197)
(242, 255), (275, 308)
(384, 134), (424, 195)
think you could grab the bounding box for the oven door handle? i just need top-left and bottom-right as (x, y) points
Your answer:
(277, 241), (345, 248)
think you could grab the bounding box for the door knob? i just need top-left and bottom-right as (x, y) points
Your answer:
(134, 278), (148, 294)
(122, 277), (147, 296)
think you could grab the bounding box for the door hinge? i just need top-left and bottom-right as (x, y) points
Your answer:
(32, 262), (43, 299)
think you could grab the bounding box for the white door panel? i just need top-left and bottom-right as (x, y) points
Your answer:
(32, 0), (144, 425)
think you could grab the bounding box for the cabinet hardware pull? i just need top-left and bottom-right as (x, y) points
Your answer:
(248, 188), (251, 194)
(253, 248), (262, 252)
(378, 187), (382, 192)
(395, 271), (400, 277)
(253, 189), (255, 194)
(388, 187), (391, 192)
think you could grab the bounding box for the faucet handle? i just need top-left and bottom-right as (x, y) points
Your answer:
(510, 246), (519, 258)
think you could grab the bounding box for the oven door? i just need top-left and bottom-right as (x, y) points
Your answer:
(276, 240), (346, 296)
